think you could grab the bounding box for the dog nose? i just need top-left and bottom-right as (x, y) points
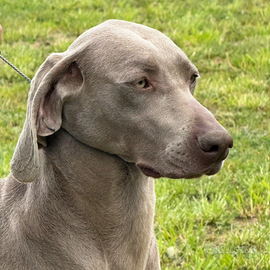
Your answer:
(197, 130), (233, 161)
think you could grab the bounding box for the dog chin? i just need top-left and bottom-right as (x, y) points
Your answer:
(180, 161), (225, 179)
(137, 165), (202, 179)
(137, 161), (224, 179)
(204, 161), (224, 176)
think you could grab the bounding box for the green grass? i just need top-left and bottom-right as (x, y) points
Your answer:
(0, 0), (269, 269)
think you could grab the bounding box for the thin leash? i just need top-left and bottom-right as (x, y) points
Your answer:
(0, 51), (32, 83)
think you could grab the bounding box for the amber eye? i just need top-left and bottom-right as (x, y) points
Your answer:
(135, 79), (149, 89)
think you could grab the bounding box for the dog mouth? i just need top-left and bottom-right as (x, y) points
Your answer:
(137, 165), (162, 178)
(137, 161), (224, 179)
(204, 161), (224, 176)
(138, 165), (201, 179)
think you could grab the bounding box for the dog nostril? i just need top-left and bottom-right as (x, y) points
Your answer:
(208, 145), (219, 153)
(198, 138), (220, 153)
(197, 131), (233, 156)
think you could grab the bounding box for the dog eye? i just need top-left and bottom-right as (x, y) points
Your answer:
(135, 79), (149, 89)
(190, 74), (199, 84)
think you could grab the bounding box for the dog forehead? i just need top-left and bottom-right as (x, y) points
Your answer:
(68, 20), (196, 81)
(70, 20), (187, 60)
(100, 19), (174, 44)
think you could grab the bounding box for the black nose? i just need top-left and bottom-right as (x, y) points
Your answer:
(197, 130), (233, 161)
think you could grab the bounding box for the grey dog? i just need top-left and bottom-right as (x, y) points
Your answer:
(0, 20), (233, 270)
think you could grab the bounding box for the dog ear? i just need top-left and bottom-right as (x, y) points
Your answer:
(10, 53), (84, 183)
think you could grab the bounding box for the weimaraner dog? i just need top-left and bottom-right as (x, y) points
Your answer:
(0, 20), (233, 270)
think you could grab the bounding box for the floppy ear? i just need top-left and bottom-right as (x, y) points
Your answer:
(10, 52), (84, 183)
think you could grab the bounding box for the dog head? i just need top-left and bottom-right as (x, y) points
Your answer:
(11, 20), (233, 182)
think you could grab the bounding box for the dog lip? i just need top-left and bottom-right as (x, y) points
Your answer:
(137, 165), (162, 178)
(137, 157), (225, 179)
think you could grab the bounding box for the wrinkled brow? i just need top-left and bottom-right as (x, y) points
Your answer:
(117, 59), (159, 83)
(177, 56), (199, 76)
(189, 63), (199, 75)
(125, 59), (159, 74)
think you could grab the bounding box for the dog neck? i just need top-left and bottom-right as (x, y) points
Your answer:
(2, 129), (156, 268)
(45, 128), (139, 181)
(41, 128), (156, 267)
